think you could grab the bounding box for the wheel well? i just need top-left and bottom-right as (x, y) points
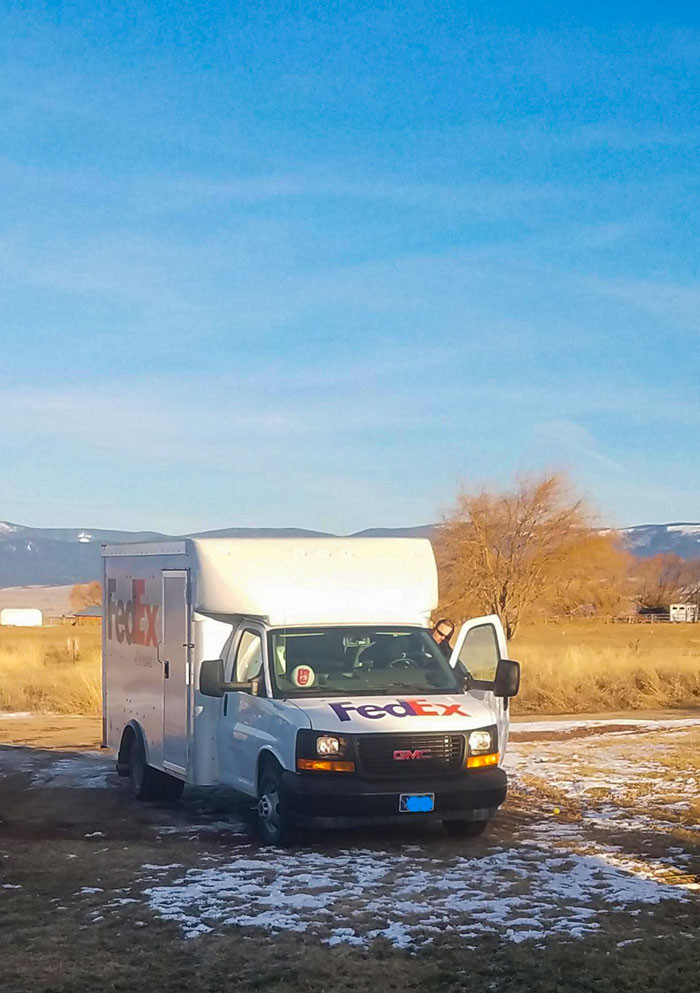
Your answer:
(116, 722), (144, 776)
(256, 750), (282, 795)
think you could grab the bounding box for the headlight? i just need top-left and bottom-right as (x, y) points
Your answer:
(468, 728), (495, 755)
(296, 729), (354, 772)
(316, 735), (341, 755)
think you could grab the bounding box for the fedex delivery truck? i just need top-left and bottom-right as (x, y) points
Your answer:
(102, 538), (520, 844)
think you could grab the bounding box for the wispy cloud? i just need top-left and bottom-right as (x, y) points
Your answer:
(0, 378), (450, 532)
(459, 120), (700, 154)
(585, 276), (700, 335)
(532, 420), (628, 475)
(0, 152), (567, 217)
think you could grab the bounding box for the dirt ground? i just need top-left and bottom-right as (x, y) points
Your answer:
(1, 711), (699, 993)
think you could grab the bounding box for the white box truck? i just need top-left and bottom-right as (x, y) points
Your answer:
(102, 538), (520, 843)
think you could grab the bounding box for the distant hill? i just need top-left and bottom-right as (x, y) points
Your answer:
(0, 519), (697, 589)
(351, 525), (436, 539)
(617, 523), (700, 560)
(0, 521), (332, 588)
(185, 527), (332, 540)
(0, 584), (75, 616)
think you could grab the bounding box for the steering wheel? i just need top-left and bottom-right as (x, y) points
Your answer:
(388, 654), (422, 670)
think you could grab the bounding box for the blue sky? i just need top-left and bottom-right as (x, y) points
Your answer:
(1, 2), (699, 533)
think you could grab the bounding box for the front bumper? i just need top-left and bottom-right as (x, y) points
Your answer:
(280, 768), (507, 828)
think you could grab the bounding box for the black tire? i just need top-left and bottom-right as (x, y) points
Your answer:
(443, 818), (490, 838)
(155, 770), (185, 802)
(128, 734), (160, 800)
(257, 767), (291, 846)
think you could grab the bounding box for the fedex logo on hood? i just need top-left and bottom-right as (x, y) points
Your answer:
(328, 699), (469, 722)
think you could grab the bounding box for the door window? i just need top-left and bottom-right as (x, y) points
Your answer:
(234, 630), (263, 683)
(458, 624), (500, 682)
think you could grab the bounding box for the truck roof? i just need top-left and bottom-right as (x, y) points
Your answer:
(102, 537), (438, 626)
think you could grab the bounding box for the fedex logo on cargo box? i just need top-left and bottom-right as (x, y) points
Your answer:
(328, 699), (469, 722)
(106, 579), (159, 647)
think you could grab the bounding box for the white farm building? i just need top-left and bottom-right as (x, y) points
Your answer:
(0, 607), (43, 627)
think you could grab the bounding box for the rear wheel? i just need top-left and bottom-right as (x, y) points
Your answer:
(257, 767), (291, 846)
(443, 818), (490, 838)
(128, 734), (159, 800)
(156, 771), (185, 802)
(128, 735), (184, 802)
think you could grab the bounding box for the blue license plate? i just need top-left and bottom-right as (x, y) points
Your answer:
(399, 793), (435, 813)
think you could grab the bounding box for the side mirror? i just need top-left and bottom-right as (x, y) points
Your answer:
(200, 658), (226, 697)
(199, 659), (260, 698)
(494, 659), (520, 698)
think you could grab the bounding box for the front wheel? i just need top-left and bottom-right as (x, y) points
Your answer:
(257, 768), (291, 846)
(443, 818), (490, 838)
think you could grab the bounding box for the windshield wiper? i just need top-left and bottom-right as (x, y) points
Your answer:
(385, 683), (442, 692)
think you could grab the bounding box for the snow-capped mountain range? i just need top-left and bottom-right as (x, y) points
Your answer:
(0, 520), (697, 588)
(617, 523), (700, 558)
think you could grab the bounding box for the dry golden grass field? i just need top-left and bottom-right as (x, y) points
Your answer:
(511, 619), (700, 713)
(0, 624), (101, 714)
(0, 619), (699, 715)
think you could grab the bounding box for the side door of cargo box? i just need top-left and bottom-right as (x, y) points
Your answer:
(161, 570), (191, 775)
(448, 614), (510, 760)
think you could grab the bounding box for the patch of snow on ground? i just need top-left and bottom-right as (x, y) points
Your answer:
(156, 820), (248, 838)
(30, 754), (112, 789)
(0, 749), (36, 778)
(511, 717), (700, 735)
(141, 841), (695, 946)
(505, 726), (699, 836)
(136, 720), (699, 946)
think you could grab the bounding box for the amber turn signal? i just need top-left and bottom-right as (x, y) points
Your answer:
(466, 752), (499, 769)
(297, 759), (356, 773)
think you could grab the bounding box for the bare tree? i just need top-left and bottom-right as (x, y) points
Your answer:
(688, 563), (700, 606)
(548, 530), (634, 618)
(435, 473), (629, 638)
(632, 554), (700, 611)
(69, 581), (102, 613)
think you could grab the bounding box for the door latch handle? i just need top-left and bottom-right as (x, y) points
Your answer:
(164, 660), (170, 678)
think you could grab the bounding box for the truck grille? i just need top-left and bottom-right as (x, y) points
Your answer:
(356, 733), (465, 780)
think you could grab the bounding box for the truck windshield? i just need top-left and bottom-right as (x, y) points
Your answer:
(267, 626), (460, 697)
